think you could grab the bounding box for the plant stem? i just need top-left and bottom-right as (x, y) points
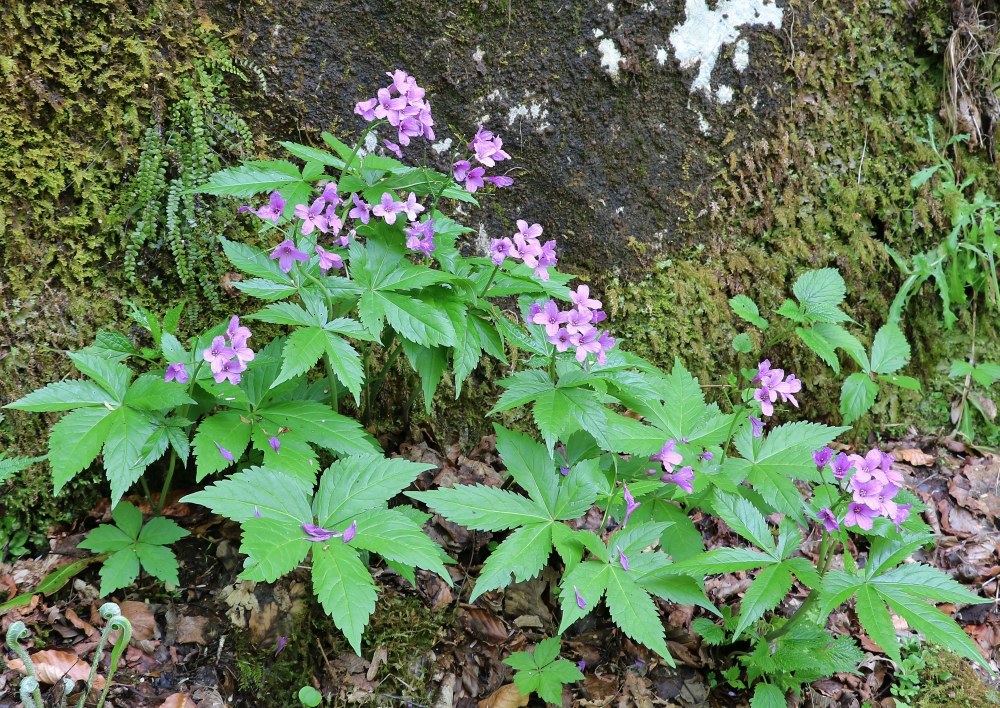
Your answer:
(323, 353), (339, 414)
(341, 120), (386, 179)
(764, 589), (820, 643)
(365, 336), (404, 421)
(156, 359), (204, 515)
(478, 264), (501, 298)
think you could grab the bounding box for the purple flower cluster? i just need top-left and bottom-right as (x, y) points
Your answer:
(203, 316), (255, 385)
(815, 447), (911, 532)
(647, 439), (694, 494)
(453, 126), (514, 193)
(238, 190), (285, 224)
(752, 359), (802, 417)
(529, 286), (615, 365)
(164, 362), (189, 384)
(490, 220), (557, 280)
(355, 70), (434, 147)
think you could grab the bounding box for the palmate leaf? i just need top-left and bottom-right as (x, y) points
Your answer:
(124, 374), (195, 411)
(558, 561), (610, 631)
(4, 380), (114, 412)
(68, 351), (131, 399)
(312, 540), (378, 655)
(314, 455), (433, 527)
(199, 161), (305, 197)
(840, 372), (878, 425)
(181, 466), (314, 524)
(471, 523), (554, 601)
(347, 507), (451, 583)
(48, 406), (116, 493)
(712, 490), (775, 554)
(0, 454), (45, 484)
(605, 565), (673, 664)
(408, 484), (549, 531)
(220, 237), (294, 284)
(240, 517), (312, 582)
(495, 425), (559, 515)
(103, 407), (159, 507)
(732, 562), (793, 639)
(670, 547), (775, 576)
(400, 340), (448, 413)
(192, 410), (252, 481)
(257, 400), (378, 457)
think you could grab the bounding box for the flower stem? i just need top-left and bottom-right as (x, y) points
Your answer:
(365, 336), (404, 422)
(764, 589), (820, 642)
(478, 264), (501, 299)
(156, 359), (204, 515)
(323, 353), (340, 414)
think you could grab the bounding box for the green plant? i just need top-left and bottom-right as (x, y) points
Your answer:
(949, 357), (999, 441)
(77, 501), (188, 596)
(297, 685), (323, 707)
(4, 603), (132, 708)
(891, 638), (930, 707)
(109, 41), (263, 311)
(503, 637), (583, 705)
(730, 268), (920, 426)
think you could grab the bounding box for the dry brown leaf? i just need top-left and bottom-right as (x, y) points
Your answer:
(176, 615), (210, 645)
(894, 448), (935, 466)
(366, 644), (387, 682)
(458, 606), (509, 644)
(478, 683), (529, 708)
(159, 693), (197, 708)
(118, 600), (158, 641)
(7, 650), (106, 688)
(64, 608), (99, 639)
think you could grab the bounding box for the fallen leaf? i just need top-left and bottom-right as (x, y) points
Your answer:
(366, 644), (387, 681)
(478, 683), (529, 708)
(118, 600), (158, 641)
(7, 650), (106, 688)
(894, 448), (935, 466)
(457, 605), (509, 644)
(159, 693), (197, 708)
(176, 615), (210, 645)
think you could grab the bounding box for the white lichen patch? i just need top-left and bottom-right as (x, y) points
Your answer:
(472, 46), (485, 63)
(655, 46), (668, 65)
(475, 88), (552, 133)
(598, 37), (624, 79)
(641, 2), (656, 10)
(593, 28), (604, 38)
(733, 38), (750, 72)
(431, 137), (453, 154)
(669, 0), (782, 99)
(715, 85), (734, 104)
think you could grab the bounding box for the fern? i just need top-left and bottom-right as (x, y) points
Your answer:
(110, 42), (263, 312)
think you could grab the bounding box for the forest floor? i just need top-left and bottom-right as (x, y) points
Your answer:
(2, 432), (999, 708)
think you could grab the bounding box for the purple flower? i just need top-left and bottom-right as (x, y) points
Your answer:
(349, 194), (371, 224)
(453, 160), (485, 192)
(516, 219), (543, 240)
(817, 508), (840, 532)
(534, 240), (558, 280)
(230, 334), (255, 365)
(270, 239), (309, 273)
(571, 326), (602, 363)
(700, 451), (714, 461)
(323, 205), (343, 236)
(565, 307), (593, 334)
(849, 473), (883, 511)
(574, 586), (587, 609)
(531, 300), (568, 336)
(622, 484), (640, 527)
(617, 546), (630, 572)
(849, 449), (884, 476)
(269, 436), (281, 454)
(550, 327), (573, 352)
(383, 139), (403, 158)
(215, 442), (234, 462)
(254, 507), (262, 518)
(372, 193), (405, 225)
(577, 660), (586, 672)
(294, 197), (329, 235)
(891, 503), (912, 531)
(830, 452), (853, 479)
(213, 358), (247, 385)
(661, 466), (694, 494)
(355, 98), (378, 121)
(570, 285), (602, 311)
(595, 331), (616, 365)
(485, 175), (515, 188)
(204, 336), (235, 371)
(844, 502), (877, 531)
(749, 416), (764, 438)
(226, 316), (252, 342)
(512, 233), (542, 265)
(303, 523), (336, 542)
(470, 125), (511, 167)
(651, 439), (683, 470)
(405, 219), (435, 257)
(559, 465), (571, 476)
(342, 520), (357, 543)
(242, 191), (286, 224)
(400, 193), (424, 221)
(320, 182), (342, 207)
(274, 636), (288, 656)
(490, 237), (514, 265)
(813, 446), (835, 470)
(528, 302), (543, 319)
(752, 359), (772, 384)
(164, 363), (188, 383)
(315, 245), (344, 272)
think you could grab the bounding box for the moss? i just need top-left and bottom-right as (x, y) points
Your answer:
(913, 647), (1000, 707)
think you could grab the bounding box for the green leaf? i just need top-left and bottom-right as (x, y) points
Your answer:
(102, 407), (158, 506)
(408, 485), (549, 531)
(219, 237), (293, 284)
(812, 323), (869, 369)
(879, 374), (921, 391)
(200, 161), (305, 197)
(605, 566), (673, 663)
(796, 326), (841, 373)
(280, 140), (344, 168)
(241, 517), (312, 582)
(856, 584), (902, 662)
(732, 563), (793, 638)
(751, 683), (786, 708)
(670, 548), (775, 575)
(637, 572), (720, 616)
(138, 516), (189, 545)
(298, 686), (323, 707)
(729, 295), (769, 329)
(182, 466), (314, 523)
(713, 490), (775, 553)
(79, 523), (134, 553)
(0, 454), (45, 484)
(840, 372), (878, 425)
(193, 410), (252, 481)
(471, 523), (553, 602)
(400, 340), (448, 413)
(558, 562), (610, 632)
(5, 380), (114, 412)
(348, 508), (450, 582)
(135, 543), (182, 586)
(732, 332), (753, 353)
(376, 291), (457, 347)
(125, 374), (195, 410)
(875, 563), (987, 605)
(311, 540), (378, 654)
(910, 164), (941, 189)
(234, 278), (299, 300)
(98, 548), (140, 596)
(320, 132), (356, 162)
(272, 326), (327, 387)
(68, 351), (130, 399)
(113, 501), (143, 538)
(258, 400), (378, 456)
(249, 302), (319, 327)
(792, 268), (850, 323)
(313, 455), (433, 527)
(883, 592), (989, 669)
(48, 406), (115, 494)
(322, 332), (364, 404)
(495, 425), (559, 514)
(869, 323), (911, 375)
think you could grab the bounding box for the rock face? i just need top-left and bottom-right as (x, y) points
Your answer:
(209, 0), (787, 270)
